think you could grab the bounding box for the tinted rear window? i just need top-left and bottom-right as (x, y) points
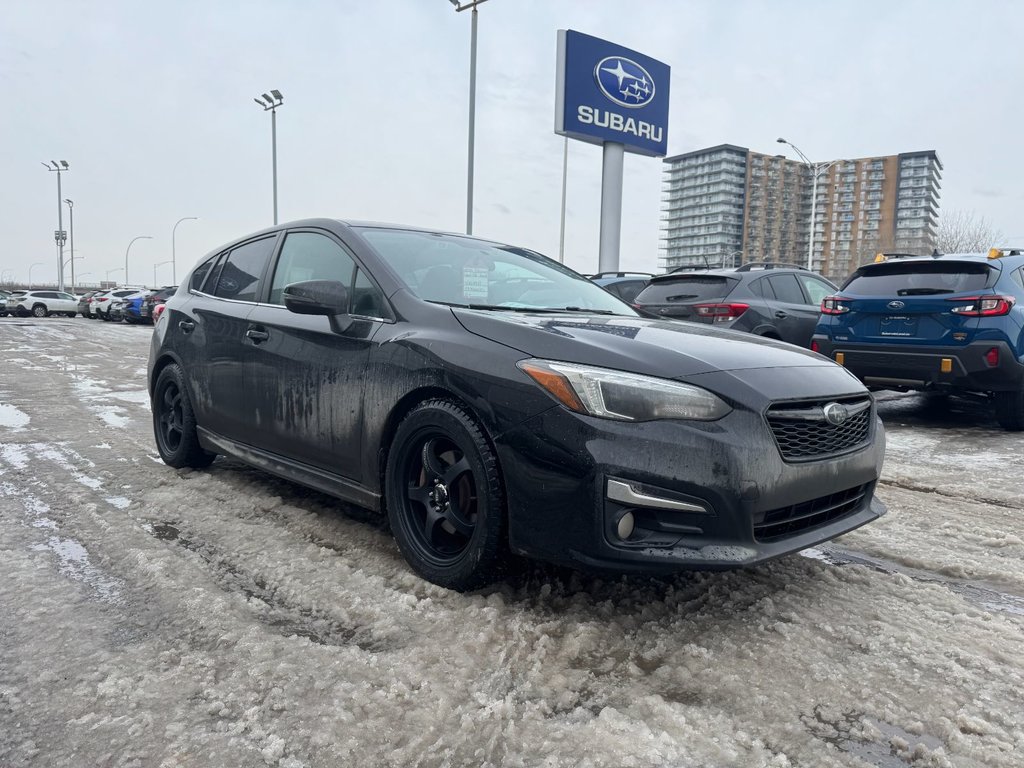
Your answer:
(844, 262), (992, 296)
(636, 276), (738, 303)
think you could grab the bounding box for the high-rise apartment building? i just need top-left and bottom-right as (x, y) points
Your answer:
(660, 145), (942, 280)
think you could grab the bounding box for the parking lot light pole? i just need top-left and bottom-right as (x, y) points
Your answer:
(106, 268), (123, 284)
(154, 260), (173, 286)
(29, 262), (45, 289)
(42, 161), (69, 291)
(253, 91), (283, 225)
(449, 0), (490, 235)
(171, 217), (199, 285)
(776, 138), (836, 272)
(64, 199), (76, 291)
(124, 236), (153, 285)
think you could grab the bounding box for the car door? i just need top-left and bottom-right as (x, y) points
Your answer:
(179, 235), (278, 442)
(56, 292), (77, 312)
(244, 229), (388, 481)
(763, 273), (832, 346)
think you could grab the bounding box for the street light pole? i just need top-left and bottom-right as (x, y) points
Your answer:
(124, 236), (153, 285)
(450, 0), (490, 235)
(64, 199), (76, 292)
(171, 217), (199, 285)
(29, 262), (45, 289)
(154, 260), (173, 286)
(106, 268), (123, 283)
(776, 138), (836, 271)
(253, 91), (284, 225)
(42, 161), (69, 291)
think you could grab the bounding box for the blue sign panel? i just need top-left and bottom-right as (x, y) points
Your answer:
(555, 30), (670, 158)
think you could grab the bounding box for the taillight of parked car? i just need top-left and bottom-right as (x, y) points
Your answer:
(693, 303), (749, 322)
(821, 296), (851, 315)
(153, 304), (167, 321)
(947, 295), (1016, 317)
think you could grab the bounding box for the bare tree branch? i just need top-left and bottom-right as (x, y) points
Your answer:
(937, 209), (1004, 254)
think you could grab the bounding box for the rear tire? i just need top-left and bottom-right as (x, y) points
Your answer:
(385, 399), (506, 591)
(152, 364), (216, 468)
(32, 304), (47, 318)
(994, 388), (1024, 431)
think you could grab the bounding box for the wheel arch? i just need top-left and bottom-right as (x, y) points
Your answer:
(376, 386), (503, 508)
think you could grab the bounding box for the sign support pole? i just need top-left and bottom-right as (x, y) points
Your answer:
(598, 141), (624, 273)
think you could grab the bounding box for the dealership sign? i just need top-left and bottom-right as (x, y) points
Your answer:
(554, 30), (670, 157)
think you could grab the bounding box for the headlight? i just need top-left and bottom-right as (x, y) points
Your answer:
(517, 359), (731, 422)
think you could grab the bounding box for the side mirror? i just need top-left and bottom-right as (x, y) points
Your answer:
(283, 280), (349, 316)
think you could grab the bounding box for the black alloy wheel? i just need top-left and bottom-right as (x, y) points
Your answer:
(386, 399), (506, 591)
(152, 364), (216, 468)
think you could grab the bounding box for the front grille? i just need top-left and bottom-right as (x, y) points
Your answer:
(766, 396), (872, 461)
(754, 483), (868, 541)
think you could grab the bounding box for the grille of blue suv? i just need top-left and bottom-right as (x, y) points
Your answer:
(754, 483), (869, 541)
(765, 395), (873, 461)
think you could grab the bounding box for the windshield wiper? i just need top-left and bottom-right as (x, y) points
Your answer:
(559, 306), (617, 315)
(434, 301), (620, 315)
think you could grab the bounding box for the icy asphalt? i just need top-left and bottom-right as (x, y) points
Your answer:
(1, 318), (1022, 768)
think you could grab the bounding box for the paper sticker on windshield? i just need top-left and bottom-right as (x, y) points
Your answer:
(463, 266), (489, 300)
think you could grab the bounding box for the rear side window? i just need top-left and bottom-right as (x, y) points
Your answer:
(844, 262), (991, 296)
(190, 258), (215, 292)
(211, 237), (277, 302)
(636, 276), (738, 304)
(766, 274), (807, 305)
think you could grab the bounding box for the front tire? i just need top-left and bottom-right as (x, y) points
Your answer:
(995, 388), (1024, 431)
(385, 399), (506, 591)
(152, 364), (216, 468)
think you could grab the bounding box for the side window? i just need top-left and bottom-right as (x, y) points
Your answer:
(1012, 269), (1024, 291)
(749, 278), (768, 298)
(58, 293), (76, 301)
(269, 232), (356, 306)
(766, 274), (806, 304)
(190, 256), (217, 292)
(211, 237), (276, 302)
(351, 268), (388, 318)
(38, 292), (58, 299)
(799, 276), (836, 306)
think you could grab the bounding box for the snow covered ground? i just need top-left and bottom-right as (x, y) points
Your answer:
(1, 317), (1022, 768)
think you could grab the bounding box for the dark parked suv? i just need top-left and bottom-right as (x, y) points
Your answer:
(634, 263), (837, 348)
(149, 219), (885, 590)
(812, 249), (1024, 430)
(589, 272), (654, 304)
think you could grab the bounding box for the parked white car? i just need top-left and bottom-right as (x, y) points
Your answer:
(8, 290), (79, 318)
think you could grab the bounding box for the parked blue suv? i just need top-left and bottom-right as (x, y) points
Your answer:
(812, 249), (1024, 430)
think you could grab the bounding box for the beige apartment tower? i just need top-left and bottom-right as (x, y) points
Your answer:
(660, 145), (942, 281)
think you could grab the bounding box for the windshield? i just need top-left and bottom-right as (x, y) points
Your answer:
(637, 275), (738, 303)
(844, 262), (992, 296)
(357, 228), (636, 315)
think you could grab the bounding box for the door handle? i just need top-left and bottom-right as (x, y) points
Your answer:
(178, 319), (195, 333)
(246, 328), (270, 343)
(774, 311), (788, 319)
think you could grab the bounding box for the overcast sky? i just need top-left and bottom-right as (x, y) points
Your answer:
(3, 0), (1022, 287)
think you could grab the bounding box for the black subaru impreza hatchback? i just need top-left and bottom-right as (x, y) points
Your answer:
(149, 219), (886, 590)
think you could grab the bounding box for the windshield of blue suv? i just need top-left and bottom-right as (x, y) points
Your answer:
(357, 228), (636, 315)
(844, 262), (992, 295)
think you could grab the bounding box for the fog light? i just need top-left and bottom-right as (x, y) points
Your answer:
(616, 511), (635, 540)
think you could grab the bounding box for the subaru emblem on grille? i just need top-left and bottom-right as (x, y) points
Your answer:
(887, 300), (905, 310)
(823, 402), (850, 426)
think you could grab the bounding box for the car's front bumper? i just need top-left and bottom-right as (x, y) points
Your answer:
(495, 397), (886, 573)
(812, 337), (1024, 393)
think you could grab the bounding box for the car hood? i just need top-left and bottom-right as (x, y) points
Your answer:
(452, 309), (836, 379)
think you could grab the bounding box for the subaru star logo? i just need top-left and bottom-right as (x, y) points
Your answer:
(887, 300), (906, 310)
(823, 402), (850, 426)
(594, 56), (655, 108)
